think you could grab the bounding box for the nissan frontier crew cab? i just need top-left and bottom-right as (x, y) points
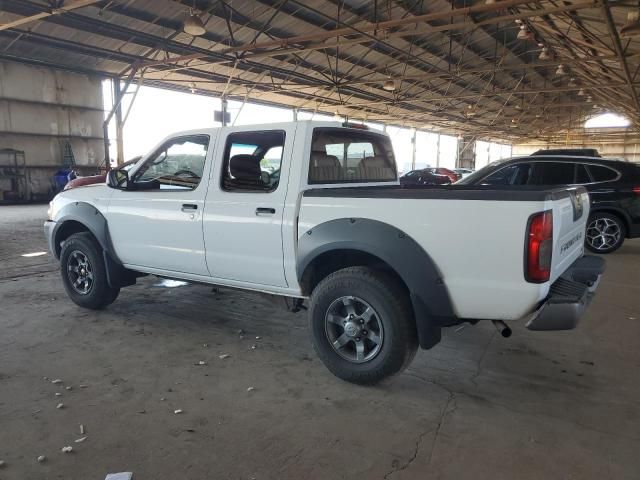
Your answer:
(45, 121), (604, 384)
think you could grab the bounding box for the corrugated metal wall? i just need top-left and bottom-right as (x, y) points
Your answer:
(0, 60), (104, 199)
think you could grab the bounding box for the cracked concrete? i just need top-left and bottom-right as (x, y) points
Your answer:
(1, 204), (640, 480)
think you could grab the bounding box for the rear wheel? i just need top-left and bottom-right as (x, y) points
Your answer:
(60, 232), (120, 309)
(585, 212), (626, 254)
(309, 267), (417, 384)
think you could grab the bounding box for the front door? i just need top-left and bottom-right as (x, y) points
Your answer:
(203, 126), (295, 287)
(107, 134), (212, 276)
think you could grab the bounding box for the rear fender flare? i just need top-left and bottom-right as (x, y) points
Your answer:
(297, 218), (456, 348)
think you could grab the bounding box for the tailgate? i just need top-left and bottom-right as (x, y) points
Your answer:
(550, 187), (590, 283)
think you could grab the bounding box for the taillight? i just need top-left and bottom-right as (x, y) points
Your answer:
(633, 186), (640, 195)
(525, 210), (553, 283)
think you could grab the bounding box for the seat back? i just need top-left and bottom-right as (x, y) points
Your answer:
(309, 152), (342, 183)
(229, 154), (263, 188)
(357, 155), (395, 180)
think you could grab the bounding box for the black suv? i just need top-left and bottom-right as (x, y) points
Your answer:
(458, 154), (640, 253)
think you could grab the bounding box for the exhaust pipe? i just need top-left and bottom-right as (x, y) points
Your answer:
(492, 320), (512, 338)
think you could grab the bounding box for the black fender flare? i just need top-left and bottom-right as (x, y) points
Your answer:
(297, 218), (457, 349)
(52, 202), (115, 260)
(52, 202), (136, 288)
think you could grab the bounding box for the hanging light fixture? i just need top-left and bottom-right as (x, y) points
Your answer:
(555, 64), (567, 76)
(189, 82), (197, 94)
(183, 10), (206, 36)
(620, 10), (640, 38)
(464, 104), (477, 117)
(517, 25), (531, 40)
(577, 88), (586, 96)
(382, 77), (396, 91)
(510, 118), (519, 127)
(538, 47), (551, 61)
(568, 77), (577, 87)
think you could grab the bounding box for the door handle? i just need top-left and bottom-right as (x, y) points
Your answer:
(181, 203), (198, 212)
(255, 207), (276, 216)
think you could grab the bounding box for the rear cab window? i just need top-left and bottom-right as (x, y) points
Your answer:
(308, 128), (397, 184)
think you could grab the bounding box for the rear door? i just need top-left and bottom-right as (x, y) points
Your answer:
(202, 125), (296, 287)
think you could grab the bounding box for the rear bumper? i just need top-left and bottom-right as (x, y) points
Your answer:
(526, 255), (605, 331)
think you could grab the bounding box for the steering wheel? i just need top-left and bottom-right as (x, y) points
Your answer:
(173, 169), (199, 178)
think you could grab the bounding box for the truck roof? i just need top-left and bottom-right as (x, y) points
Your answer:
(164, 120), (387, 138)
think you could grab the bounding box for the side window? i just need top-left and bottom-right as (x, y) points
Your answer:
(481, 164), (531, 185)
(575, 164), (591, 184)
(308, 128), (397, 184)
(221, 130), (285, 192)
(588, 165), (619, 182)
(528, 162), (575, 186)
(134, 135), (209, 190)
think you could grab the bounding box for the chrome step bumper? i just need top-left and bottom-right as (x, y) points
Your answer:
(526, 255), (605, 331)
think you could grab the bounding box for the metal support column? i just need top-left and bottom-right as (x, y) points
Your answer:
(411, 129), (417, 170)
(221, 97), (228, 126)
(113, 79), (124, 166)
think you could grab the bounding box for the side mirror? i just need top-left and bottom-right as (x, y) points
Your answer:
(107, 169), (129, 190)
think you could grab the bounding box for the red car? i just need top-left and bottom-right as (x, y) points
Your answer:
(425, 167), (460, 183)
(64, 157), (141, 190)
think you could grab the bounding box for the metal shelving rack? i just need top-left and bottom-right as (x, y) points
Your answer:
(0, 148), (29, 202)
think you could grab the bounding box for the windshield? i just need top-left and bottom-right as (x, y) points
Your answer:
(455, 158), (512, 184)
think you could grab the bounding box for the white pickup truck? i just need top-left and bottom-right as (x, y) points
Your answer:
(45, 121), (604, 384)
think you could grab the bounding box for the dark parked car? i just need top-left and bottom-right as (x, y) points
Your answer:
(400, 168), (452, 187)
(458, 155), (640, 253)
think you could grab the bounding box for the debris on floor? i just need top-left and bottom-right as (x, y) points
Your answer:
(79, 424), (85, 435)
(218, 354), (231, 359)
(247, 387), (256, 392)
(196, 360), (207, 366)
(0, 460), (5, 468)
(105, 472), (133, 480)
(61, 446), (73, 453)
(51, 379), (63, 385)
(56, 403), (64, 409)
(55, 392), (62, 397)
(174, 409), (183, 414)
(65, 386), (72, 391)
(37, 455), (46, 463)
(75, 437), (87, 443)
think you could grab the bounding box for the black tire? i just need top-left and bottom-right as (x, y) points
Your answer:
(60, 232), (120, 309)
(309, 267), (418, 385)
(585, 212), (626, 254)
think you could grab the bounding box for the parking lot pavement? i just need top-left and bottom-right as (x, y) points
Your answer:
(1, 204), (639, 480)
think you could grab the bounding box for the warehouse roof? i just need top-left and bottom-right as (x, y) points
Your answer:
(1, 0), (638, 140)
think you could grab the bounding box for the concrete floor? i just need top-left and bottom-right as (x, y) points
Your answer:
(0, 204), (639, 480)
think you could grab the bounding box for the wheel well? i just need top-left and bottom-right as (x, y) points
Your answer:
(54, 220), (93, 257)
(590, 209), (630, 237)
(300, 249), (410, 298)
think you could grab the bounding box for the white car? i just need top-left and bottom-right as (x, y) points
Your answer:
(45, 121), (604, 384)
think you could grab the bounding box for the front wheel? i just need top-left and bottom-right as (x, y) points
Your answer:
(60, 232), (120, 309)
(309, 267), (418, 384)
(585, 212), (626, 254)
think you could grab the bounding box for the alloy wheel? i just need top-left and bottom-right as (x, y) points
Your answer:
(586, 217), (621, 251)
(324, 296), (384, 363)
(66, 250), (94, 295)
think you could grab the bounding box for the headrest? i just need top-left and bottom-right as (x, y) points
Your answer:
(229, 154), (261, 181)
